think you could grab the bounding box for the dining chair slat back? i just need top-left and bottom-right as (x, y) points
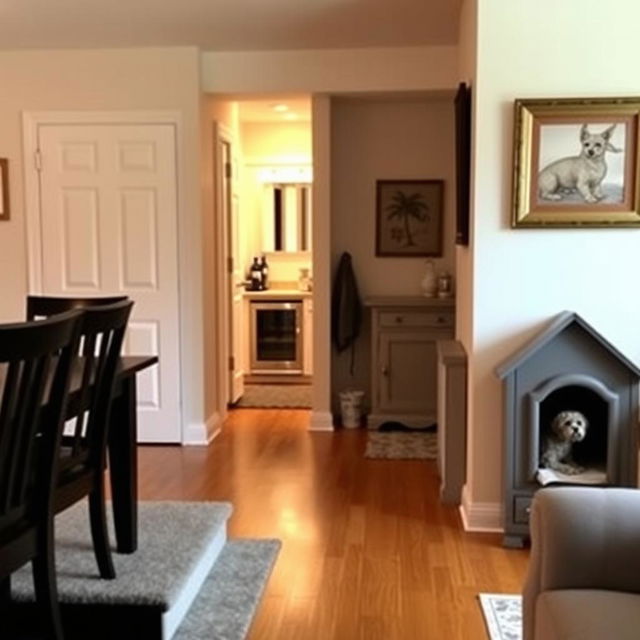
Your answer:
(26, 295), (129, 322)
(57, 300), (134, 580)
(0, 310), (82, 640)
(25, 296), (134, 580)
(64, 301), (133, 468)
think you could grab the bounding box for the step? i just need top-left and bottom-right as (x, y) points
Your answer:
(11, 500), (233, 640)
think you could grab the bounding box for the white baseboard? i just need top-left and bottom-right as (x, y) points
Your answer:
(459, 485), (503, 532)
(183, 412), (221, 446)
(310, 410), (334, 431)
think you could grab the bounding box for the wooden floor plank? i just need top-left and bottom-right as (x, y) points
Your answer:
(136, 408), (529, 639)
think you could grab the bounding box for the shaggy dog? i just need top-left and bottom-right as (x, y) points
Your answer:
(540, 410), (588, 475)
(538, 124), (621, 203)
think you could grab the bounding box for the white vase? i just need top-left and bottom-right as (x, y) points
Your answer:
(421, 260), (437, 297)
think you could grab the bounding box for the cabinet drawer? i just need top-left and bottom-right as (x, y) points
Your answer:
(379, 311), (453, 329)
(513, 496), (533, 524)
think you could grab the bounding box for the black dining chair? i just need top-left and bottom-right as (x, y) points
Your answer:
(53, 300), (134, 581)
(26, 295), (129, 322)
(0, 310), (82, 640)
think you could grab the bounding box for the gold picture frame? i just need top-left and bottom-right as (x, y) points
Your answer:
(0, 159), (9, 221)
(512, 97), (640, 227)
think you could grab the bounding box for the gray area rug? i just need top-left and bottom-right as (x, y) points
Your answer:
(175, 539), (280, 640)
(479, 593), (522, 640)
(235, 384), (312, 408)
(365, 431), (438, 459)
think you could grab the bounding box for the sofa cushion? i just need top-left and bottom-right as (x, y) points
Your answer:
(535, 589), (640, 640)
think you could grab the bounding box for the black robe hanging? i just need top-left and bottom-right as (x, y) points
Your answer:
(331, 252), (362, 374)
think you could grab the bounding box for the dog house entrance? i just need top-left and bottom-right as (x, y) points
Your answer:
(532, 379), (616, 485)
(496, 311), (640, 547)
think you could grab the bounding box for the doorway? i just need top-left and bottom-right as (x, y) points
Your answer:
(214, 96), (314, 412)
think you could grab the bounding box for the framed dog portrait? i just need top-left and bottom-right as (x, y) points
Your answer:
(512, 97), (640, 227)
(0, 159), (9, 221)
(376, 179), (443, 257)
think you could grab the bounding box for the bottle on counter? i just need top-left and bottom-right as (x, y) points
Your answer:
(249, 257), (263, 291)
(298, 267), (312, 292)
(437, 271), (453, 298)
(259, 255), (269, 290)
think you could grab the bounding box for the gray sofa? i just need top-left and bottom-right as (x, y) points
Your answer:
(523, 487), (640, 639)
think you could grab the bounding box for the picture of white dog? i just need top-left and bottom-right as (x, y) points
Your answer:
(540, 410), (588, 475)
(537, 122), (625, 204)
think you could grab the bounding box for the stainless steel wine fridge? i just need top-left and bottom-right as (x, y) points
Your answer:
(250, 300), (303, 374)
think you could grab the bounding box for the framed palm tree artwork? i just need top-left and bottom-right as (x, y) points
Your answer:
(375, 179), (444, 256)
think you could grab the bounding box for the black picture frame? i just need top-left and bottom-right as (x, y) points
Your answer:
(454, 83), (471, 245)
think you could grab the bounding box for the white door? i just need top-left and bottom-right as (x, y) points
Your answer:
(221, 138), (245, 403)
(36, 123), (181, 443)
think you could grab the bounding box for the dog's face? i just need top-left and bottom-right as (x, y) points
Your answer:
(551, 410), (588, 443)
(580, 124), (616, 160)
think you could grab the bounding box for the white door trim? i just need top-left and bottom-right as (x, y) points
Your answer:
(213, 121), (234, 415)
(22, 110), (187, 441)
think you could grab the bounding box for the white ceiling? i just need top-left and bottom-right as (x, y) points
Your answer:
(0, 0), (463, 51)
(238, 98), (312, 123)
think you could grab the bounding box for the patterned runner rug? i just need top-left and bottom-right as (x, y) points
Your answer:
(235, 384), (312, 409)
(478, 593), (522, 640)
(365, 431), (438, 459)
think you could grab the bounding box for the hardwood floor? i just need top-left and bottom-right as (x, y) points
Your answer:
(137, 409), (529, 640)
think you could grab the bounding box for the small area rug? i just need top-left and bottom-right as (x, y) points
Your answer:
(365, 431), (438, 460)
(479, 593), (522, 640)
(235, 384), (312, 409)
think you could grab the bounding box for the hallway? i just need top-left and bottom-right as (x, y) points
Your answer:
(137, 410), (528, 639)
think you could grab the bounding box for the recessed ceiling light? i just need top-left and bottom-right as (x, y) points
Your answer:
(272, 104), (289, 112)
(283, 112), (299, 120)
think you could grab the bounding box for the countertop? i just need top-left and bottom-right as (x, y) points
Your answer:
(364, 295), (455, 308)
(243, 288), (313, 300)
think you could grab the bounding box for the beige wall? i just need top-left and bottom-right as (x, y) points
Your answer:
(455, 0), (477, 351)
(0, 47), (205, 440)
(240, 121), (312, 281)
(465, 0), (640, 521)
(311, 96), (333, 427)
(242, 121), (311, 159)
(330, 96), (456, 411)
(202, 46), (458, 94)
(456, 0), (478, 516)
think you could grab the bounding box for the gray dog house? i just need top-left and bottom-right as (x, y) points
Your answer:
(496, 311), (640, 547)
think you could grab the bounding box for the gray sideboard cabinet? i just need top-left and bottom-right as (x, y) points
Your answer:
(365, 297), (455, 429)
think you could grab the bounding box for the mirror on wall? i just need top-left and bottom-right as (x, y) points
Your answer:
(263, 183), (312, 253)
(259, 167), (312, 253)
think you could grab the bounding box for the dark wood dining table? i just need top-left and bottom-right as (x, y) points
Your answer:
(105, 355), (158, 553)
